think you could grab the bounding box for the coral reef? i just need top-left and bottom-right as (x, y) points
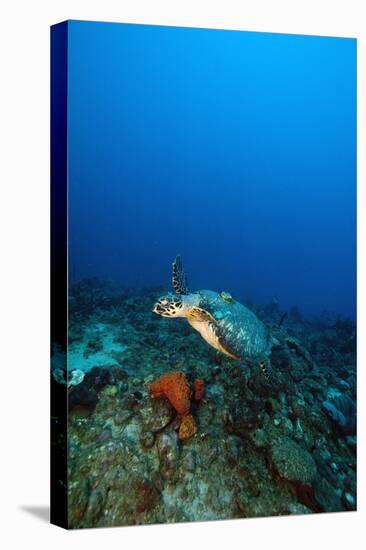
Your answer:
(59, 279), (356, 528)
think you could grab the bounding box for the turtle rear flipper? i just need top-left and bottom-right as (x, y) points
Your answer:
(258, 358), (272, 382)
(172, 255), (189, 295)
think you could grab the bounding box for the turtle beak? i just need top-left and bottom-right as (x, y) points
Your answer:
(152, 303), (161, 315)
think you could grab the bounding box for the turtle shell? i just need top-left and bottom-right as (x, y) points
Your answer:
(196, 289), (271, 362)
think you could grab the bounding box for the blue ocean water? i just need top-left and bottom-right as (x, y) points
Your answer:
(68, 21), (356, 318)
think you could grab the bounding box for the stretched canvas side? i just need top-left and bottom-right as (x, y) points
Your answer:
(50, 21), (69, 529)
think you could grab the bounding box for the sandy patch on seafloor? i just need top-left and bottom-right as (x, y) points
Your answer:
(68, 322), (127, 372)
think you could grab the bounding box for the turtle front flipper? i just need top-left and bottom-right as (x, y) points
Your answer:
(172, 255), (189, 295)
(186, 306), (215, 324)
(186, 306), (240, 360)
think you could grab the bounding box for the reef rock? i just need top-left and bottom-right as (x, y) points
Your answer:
(322, 394), (356, 435)
(157, 431), (179, 478)
(139, 396), (175, 432)
(271, 437), (317, 484)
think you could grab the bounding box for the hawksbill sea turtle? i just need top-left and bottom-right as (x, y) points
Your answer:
(153, 255), (273, 381)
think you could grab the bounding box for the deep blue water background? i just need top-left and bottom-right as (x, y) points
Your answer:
(67, 21), (356, 318)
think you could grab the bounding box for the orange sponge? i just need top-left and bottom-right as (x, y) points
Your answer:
(178, 414), (197, 441)
(193, 379), (205, 401)
(150, 371), (191, 416)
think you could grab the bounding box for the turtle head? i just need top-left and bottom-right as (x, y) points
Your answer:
(153, 295), (186, 318)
